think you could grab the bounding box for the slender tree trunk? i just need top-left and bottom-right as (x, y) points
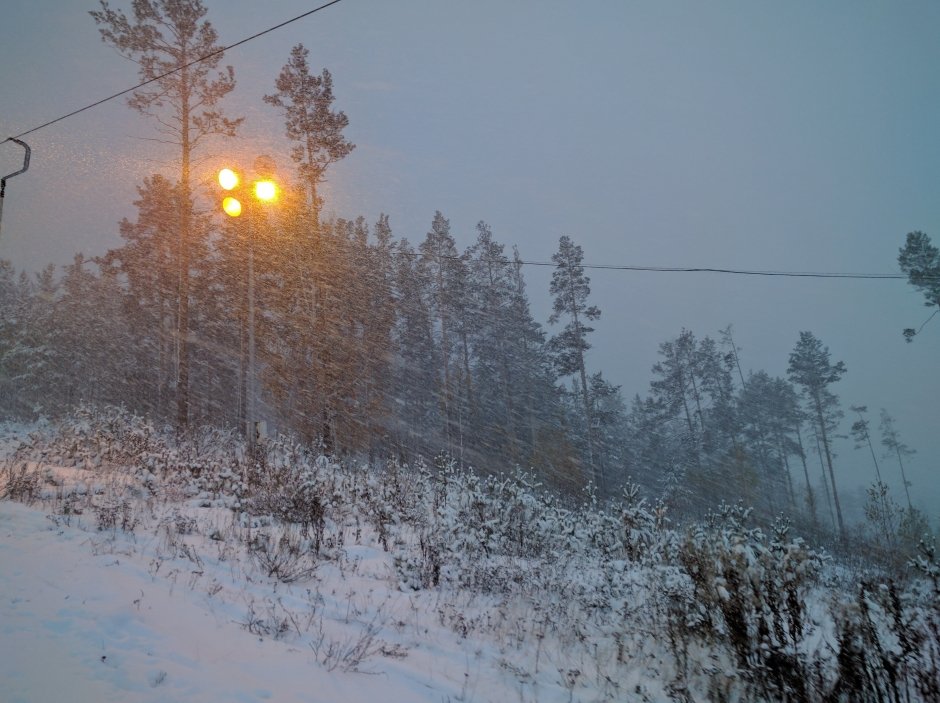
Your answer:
(688, 371), (706, 436)
(794, 423), (818, 526)
(306, 136), (319, 226)
(727, 329), (747, 388)
(812, 400), (842, 537)
(573, 309), (596, 485)
(437, 253), (452, 450)
(781, 454), (795, 509)
(461, 330), (473, 427)
(858, 416), (893, 543)
(895, 448), (914, 510)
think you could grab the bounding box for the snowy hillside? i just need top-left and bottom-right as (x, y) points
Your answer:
(1, 409), (938, 702)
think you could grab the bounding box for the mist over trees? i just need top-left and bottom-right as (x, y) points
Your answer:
(0, 0), (932, 549)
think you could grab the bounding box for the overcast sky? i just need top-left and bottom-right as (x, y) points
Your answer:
(1, 1), (938, 518)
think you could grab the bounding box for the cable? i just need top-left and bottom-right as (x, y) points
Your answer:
(4, 0), (347, 142)
(2, 0), (931, 286)
(389, 250), (929, 280)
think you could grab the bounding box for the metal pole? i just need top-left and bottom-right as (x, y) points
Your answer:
(0, 138), (31, 242)
(247, 203), (256, 452)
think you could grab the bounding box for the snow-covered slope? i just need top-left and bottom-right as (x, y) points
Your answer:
(0, 499), (465, 703)
(1, 413), (938, 702)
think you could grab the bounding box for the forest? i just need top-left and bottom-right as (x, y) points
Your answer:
(1, 1), (938, 556)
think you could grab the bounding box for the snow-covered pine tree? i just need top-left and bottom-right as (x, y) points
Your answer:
(418, 212), (464, 453)
(392, 237), (439, 457)
(548, 235), (601, 485)
(897, 231), (940, 341)
(787, 331), (847, 540)
(91, 0), (242, 429)
(263, 44), (355, 226)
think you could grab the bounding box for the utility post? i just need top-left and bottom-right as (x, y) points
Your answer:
(217, 157), (278, 455)
(0, 138), (31, 242)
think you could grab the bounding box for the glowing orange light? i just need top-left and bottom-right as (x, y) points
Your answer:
(218, 168), (239, 190)
(254, 180), (277, 202)
(222, 196), (242, 217)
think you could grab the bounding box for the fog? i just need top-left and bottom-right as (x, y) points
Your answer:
(1, 0), (937, 520)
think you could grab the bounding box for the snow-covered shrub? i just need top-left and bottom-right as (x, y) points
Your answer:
(824, 578), (939, 702)
(29, 405), (158, 469)
(677, 505), (823, 700)
(248, 525), (319, 583)
(0, 460), (41, 502)
(94, 496), (138, 533)
(826, 540), (940, 701)
(242, 445), (332, 552)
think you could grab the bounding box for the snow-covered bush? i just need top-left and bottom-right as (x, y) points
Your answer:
(248, 526), (319, 583)
(0, 460), (41, 502)
(5, 410), (940, 701)
(676, 505), (823, 699)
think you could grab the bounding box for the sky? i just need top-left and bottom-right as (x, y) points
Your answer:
(1, 1), (938, 517)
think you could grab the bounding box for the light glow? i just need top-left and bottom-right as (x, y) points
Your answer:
(254, 180), (277, 202)
(222, 196), (242, 217)
(218, 168), (239, 190)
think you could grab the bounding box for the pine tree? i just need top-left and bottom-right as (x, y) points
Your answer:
(91, 0), (242, 428)
(787, 331), (847, 540)
(851, 405), (894, 545)
(392, 237), (438, 456)
(772, 378), (817, 523)
(3, 266), (59, 416)
(260, 48), (354, 448)
(506, 248), (561, 469)
(99, 175), (182, 420)
(588, 371), (627, 491)
(0, 261), (25, 416)
(358, 214), (398, 460)
(264, 44), (354, 224)
(737, 371), (790, 518)
(897, 231), (940, 341)
(878, 409), (915, 511)
(56, 256), (135, 410)
(419, 212), (464, 452)
(465, 222), (515, 457)
(548, 235), (601, 485)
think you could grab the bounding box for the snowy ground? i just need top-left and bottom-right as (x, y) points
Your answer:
(3, 415), (937, 702)
(0, 457), (640, 702)
(0, 500), (452, 703)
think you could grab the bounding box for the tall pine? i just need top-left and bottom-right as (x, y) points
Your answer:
(91, 0), (242, 428)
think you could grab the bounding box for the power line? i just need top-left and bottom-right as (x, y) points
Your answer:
(2, 0), (932, 286)
(390, 250), (927, 281)
(4, 0), (347, 142)
(508, 261), (908, 279)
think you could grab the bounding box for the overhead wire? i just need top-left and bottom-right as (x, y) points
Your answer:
(3, 0), (347, 143)
(2, 0), (935, 285)
(389, 250), (932, 281)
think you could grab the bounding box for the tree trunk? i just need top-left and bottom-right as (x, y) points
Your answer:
(814, 393), (845, 539)
(895, 448), (913, 510)
(794, 423), (817, 526)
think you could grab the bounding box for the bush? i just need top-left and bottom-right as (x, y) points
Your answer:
(0, 461), (41, 502)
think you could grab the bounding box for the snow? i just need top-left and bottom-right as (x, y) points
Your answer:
(2, 415), (938, 702)
(0, 501), (426, 702)
(0, 469), (636, 702)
